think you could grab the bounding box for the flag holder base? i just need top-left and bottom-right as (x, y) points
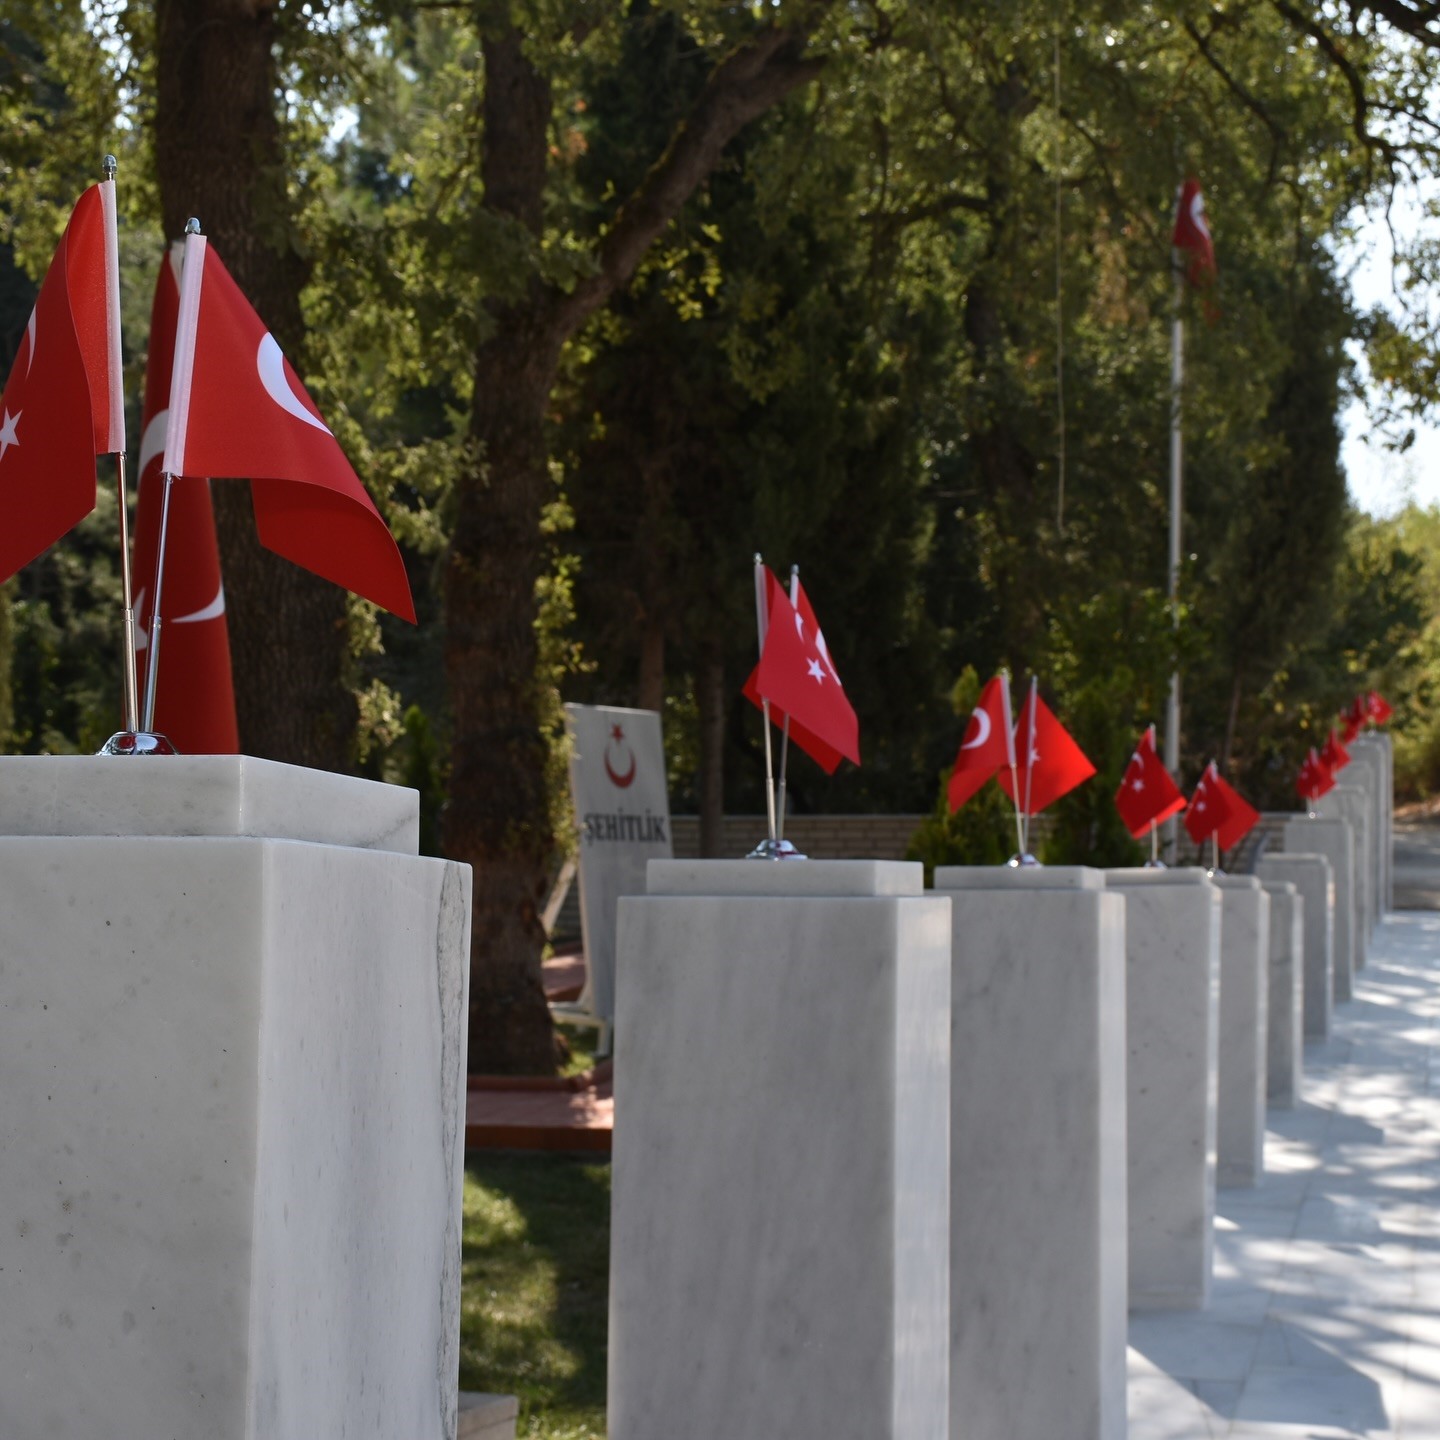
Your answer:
(1007, 852), (1041, 868)
(746, 838), (807, 861)
(1143, 859), (1169, 870)
(96, 731), (179, 757)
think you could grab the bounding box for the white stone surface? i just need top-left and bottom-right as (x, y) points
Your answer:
(933, 866), (1127, 1440)
(1282, 817), (1354, 1006)
(1315, 784), (1372, 969)
(1340, 748), (1385, 933)
(1214, 877), (1269, 1189)
(1255, 854), (1333, 1040)
(0, 762), (470, 1440)
(1256, 879), (1303, 1109)
(0, 753), (419, 853)
(1351, 734), (1394, 915)
(646, 856), (922, 896)
(1106, 869), (1221, 1311)
(611, 862), (950, 1440)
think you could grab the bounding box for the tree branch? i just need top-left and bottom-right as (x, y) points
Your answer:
(1183, 17), (1288, 189)
(548, 20), (830, 340)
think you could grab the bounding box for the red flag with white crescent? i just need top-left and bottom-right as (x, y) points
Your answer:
(132, 243), (239, 753)
(160, 232), (414, 621)
(1114, 724), (1187, 838)
(947, 673), (1015, 813)
(0, 182), (125, 582)
(1173, 177), (1217, 287)
(997, 687), (1096, 815)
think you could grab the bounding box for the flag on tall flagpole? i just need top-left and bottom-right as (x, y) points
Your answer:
(743, 566), (859, 772)
(1115, 724), (1187, 838)
(997, 687), (1096, 815)
(158, 230), (415, 621)
(131, 242), (239, 753)
(0, 183), (125, 581)
(947, 673), (1016, 812)
(1172, 178), (1217, 288)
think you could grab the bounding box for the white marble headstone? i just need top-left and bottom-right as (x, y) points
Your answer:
(1316, 784), (1372, 969)
(0, 758), (470, 1440)
(1256, 853), (1333, 1039)
(933, 865), (1127, 1440)
(1106, 868), (1220, 1311)
(1258, 878), (1304, 1108)
(1214, 875), (1269, 1188)
(610, 860), (950, 1440)
(1283, 816), (1354, 1005)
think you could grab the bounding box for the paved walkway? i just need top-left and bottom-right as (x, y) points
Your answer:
(1128, 908), (1440, 1438)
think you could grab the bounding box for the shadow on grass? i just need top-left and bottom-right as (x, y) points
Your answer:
(460, 1151), (611, 1440)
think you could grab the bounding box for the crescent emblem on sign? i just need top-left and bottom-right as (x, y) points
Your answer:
(604, 738), (637, 789)
(961, 708), (991, 750)
(256, 334), (332, 435)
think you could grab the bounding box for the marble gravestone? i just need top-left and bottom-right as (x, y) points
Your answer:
(1316, 784), (1372, 969)
(1105, 869), (1221, 1311)
(1255, 853), (1334, 1039)
(1352, 734), (1394, 913)
(932, 866), (1127, 1440)
(1283, 816), (1355, 1005)
(0, 757), (472, 1440)
(1257, 878), (1304, 1108)
(1339, 748), (1385, 935)
(1214, 876), (1269, 1188)
(611, 861), (950, 1440)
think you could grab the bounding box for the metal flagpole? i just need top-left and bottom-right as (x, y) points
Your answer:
(1001, 670), (1025, 859)
(1021, 675), (1039, 860)
(1163, 250), (1184, 862)
(101, 155), (141, 735)
(775, 564), (798, 842)
(753, 554), (778, 847)
(141, 471), (177, 733)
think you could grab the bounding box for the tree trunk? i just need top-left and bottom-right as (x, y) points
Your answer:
(152, 0), (354, 771)
(697, 642), (726, 858)
(637, 617), (665, 713)
(447, 13), (829, 1072)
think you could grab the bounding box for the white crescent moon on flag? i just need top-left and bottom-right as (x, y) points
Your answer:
(256, 333), (331, 435)
(24, 308), (35, 376)
(961, 708), (991, 750)
(131, 583), (225, 652)
(139, 409), (168, 475)
(1190, 192), (1211, 243)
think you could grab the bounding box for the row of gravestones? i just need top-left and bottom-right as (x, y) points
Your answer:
(606, 731), (1393, 1440)
(0, 732), (1390, 1438)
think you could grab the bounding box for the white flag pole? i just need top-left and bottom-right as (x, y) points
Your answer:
(775, 564), (798, 842)
(753, 554), (777, 846)
(99, 156), (140, 735)
(1001, 670), (1024, 858)
(141, 219), (205, 737)
(1022, 675), (1039, 856)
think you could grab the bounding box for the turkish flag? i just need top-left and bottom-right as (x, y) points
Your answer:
(1184, 762), (1232, 845)
(131, 243), (238, 753)
(1298, 746), (1336, 802)
(1173, 177), (1217, 286)
(1114, 724), (1186, 838)
(1367, 690), (1394, 725)
(997, 688), (1095, 815)
(160, 232), (414, 621)
(0, 181), (125, 582)
(1211, 771), (1259, 851)
(743, 568), (859, 772)
(1320, 729), (1351, 774)
(947, 673), (1016, 813)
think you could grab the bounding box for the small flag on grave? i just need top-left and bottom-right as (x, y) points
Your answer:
(1114, 724), (1187, 838)
(1184, 761), (1232, 845)
(1320, 728), (1351, 775)
(1210, 770), (1260, 851)
(1367, 690), (1394, 725)
(947, 672), (1016, 812)
(997, 687), (1096, 815)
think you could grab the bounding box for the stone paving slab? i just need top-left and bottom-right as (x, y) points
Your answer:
(1127, 911), (1440, 1439)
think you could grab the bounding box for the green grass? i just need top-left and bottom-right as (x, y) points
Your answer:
(460, 1153), (611, 1439)
(555, 1020), (601, 1078)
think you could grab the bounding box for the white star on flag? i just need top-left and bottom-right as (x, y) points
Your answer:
(807, 658), (825, 683)
(0, 408), (20, 464)
(1131, 777), (1145, 791)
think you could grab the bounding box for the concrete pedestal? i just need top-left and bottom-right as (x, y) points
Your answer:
(1340, 748), (1385, 933)
(1283, 817), (1355, 1005)
(1105, 869), (1220, 1311)
(1258, 878), (1304, 1108)
(1215, 876), (1269, 1187)
(933, 866), (1127, 1440)
(1352, 735), (1393, 916)
(0, 757), (472, 1440)
(1256, 854), (1334, 1039)
(611, 861), (950, 1440)
(1316, 785), (1372, 969)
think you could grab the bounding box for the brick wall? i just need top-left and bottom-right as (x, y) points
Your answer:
(668, 814), (928, 861)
